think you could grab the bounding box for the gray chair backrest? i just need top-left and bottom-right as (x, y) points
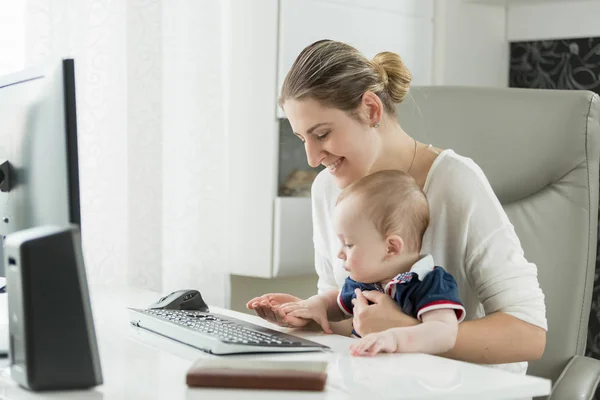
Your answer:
(396, 86), (600, 382)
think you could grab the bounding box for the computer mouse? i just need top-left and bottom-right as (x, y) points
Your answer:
(148, 289), (209, 312)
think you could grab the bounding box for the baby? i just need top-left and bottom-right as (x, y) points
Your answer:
(280, 170), (465, 356)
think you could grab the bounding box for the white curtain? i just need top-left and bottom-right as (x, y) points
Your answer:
(19, 0), (230, 307)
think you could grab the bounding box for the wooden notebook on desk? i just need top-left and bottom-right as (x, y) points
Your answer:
(186, 359), (328, 391)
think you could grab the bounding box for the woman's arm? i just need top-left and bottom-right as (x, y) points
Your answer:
(442, 312), (546, 363)
(431, 156), (546, 364)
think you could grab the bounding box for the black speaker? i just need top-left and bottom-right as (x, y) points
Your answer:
(4, 225), (102, 391)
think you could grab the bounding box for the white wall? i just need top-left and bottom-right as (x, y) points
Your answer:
(223, 0), (279, 279)
(161, 0), (229, 306)
(508, 0), (600, 41)
(0, 1), (25, 76)
(127, 0), (163, 290)
(24, 0), (131, 285)
(278, 0), (434, 94)
(21, 0), (231, 307)
(433, 0), (508, 87)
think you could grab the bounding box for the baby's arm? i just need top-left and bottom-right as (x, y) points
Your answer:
(279, 290), (346, 333)
(350, 309), (458, 356)
(320, 289), (347, 321)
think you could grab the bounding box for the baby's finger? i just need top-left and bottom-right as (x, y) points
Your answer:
(271, 305), (286, 323)
(273, 304), (286, 317)
(283, 314), (306, 327)
(360, 338), (375, 352)
(352, 344), (370, 357)
(315, 317), (333, 334)
(356, 337), (377, 355)
(368, 341), (383, 356)
(287, 308), (311, 319)
(351, 340), (366, 356)
(279, 303), (301, 313)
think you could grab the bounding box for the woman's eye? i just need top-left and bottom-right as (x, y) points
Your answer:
(317, 131), (330, 140)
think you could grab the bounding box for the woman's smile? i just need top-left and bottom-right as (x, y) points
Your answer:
(326, 157), (345, 175)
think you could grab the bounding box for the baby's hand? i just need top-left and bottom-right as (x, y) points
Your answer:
(350, 330), (398, 356)
(279, 297), (332, 334)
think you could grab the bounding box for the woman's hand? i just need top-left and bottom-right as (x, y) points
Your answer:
(352, 289), (419, 337)
(246, 293), (308, 328)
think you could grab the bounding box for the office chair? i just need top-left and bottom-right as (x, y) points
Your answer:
(397, 86), (600, 399)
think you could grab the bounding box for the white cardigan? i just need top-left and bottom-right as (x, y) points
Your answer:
(311, 149), (547, 374)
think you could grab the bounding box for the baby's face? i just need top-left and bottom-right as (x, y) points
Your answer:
(333, 197), (389, 283)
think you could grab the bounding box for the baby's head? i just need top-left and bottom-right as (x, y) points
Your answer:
(333, 170), (429, 283)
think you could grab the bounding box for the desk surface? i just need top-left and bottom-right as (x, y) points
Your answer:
(0, 286), (551, 399)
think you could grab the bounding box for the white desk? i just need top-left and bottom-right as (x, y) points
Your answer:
(0, 286), (551, 399)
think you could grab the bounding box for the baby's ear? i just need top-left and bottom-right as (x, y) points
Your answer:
(385, 235), (404, 259)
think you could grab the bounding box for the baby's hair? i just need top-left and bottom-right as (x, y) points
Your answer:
(279, 40), (412, 119)
(336, 170), (429, 252)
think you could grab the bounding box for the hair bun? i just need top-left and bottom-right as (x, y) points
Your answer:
(371, 52), (412, 104)
(371, 59), (389, 87)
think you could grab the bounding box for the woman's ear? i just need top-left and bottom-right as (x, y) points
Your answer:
(361, 91), (384, 127)
(385, 235), (404, 260)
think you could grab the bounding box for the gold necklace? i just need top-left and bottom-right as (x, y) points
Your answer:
(407, 138), (418, 173)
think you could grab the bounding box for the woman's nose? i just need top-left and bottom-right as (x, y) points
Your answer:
(305, 140), (325, 168)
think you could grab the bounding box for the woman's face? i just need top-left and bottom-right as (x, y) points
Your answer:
(283, 98), (380, 189)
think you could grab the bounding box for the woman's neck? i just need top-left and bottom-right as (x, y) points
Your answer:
(369, 118), (439, 190)
(369, 120), (418, 175)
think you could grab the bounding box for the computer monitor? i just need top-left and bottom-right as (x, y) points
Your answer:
(0, 59), (80, 277)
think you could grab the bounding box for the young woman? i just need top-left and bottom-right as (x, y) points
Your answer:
(248, 40), (547, 374)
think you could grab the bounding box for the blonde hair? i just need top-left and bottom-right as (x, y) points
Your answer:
(336, 170), (429, 252)
(279, 40), (412, 118)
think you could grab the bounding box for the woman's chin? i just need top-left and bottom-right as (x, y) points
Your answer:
(333, 174), (356, 189)
(331, 168), (364, 189)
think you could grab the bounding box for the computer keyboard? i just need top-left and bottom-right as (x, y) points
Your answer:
(129, 308), (330, 355)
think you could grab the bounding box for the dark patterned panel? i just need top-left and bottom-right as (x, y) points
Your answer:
(510, 38), (600, 91)
(510, 36), (600, 398)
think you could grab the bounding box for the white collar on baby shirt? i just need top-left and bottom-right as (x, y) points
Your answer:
(409, 254), (435, 280)
(383, 254), (435, 296)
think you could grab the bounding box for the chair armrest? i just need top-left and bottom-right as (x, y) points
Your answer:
(550, 355), (600, 399)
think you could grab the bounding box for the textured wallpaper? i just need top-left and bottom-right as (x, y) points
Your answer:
(126, 0), (163, 291)
(510, 37), (600, 92)
(160, 0), (228, 307)
(509, 36), (600, 389)
(25, 0), (130, 286)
